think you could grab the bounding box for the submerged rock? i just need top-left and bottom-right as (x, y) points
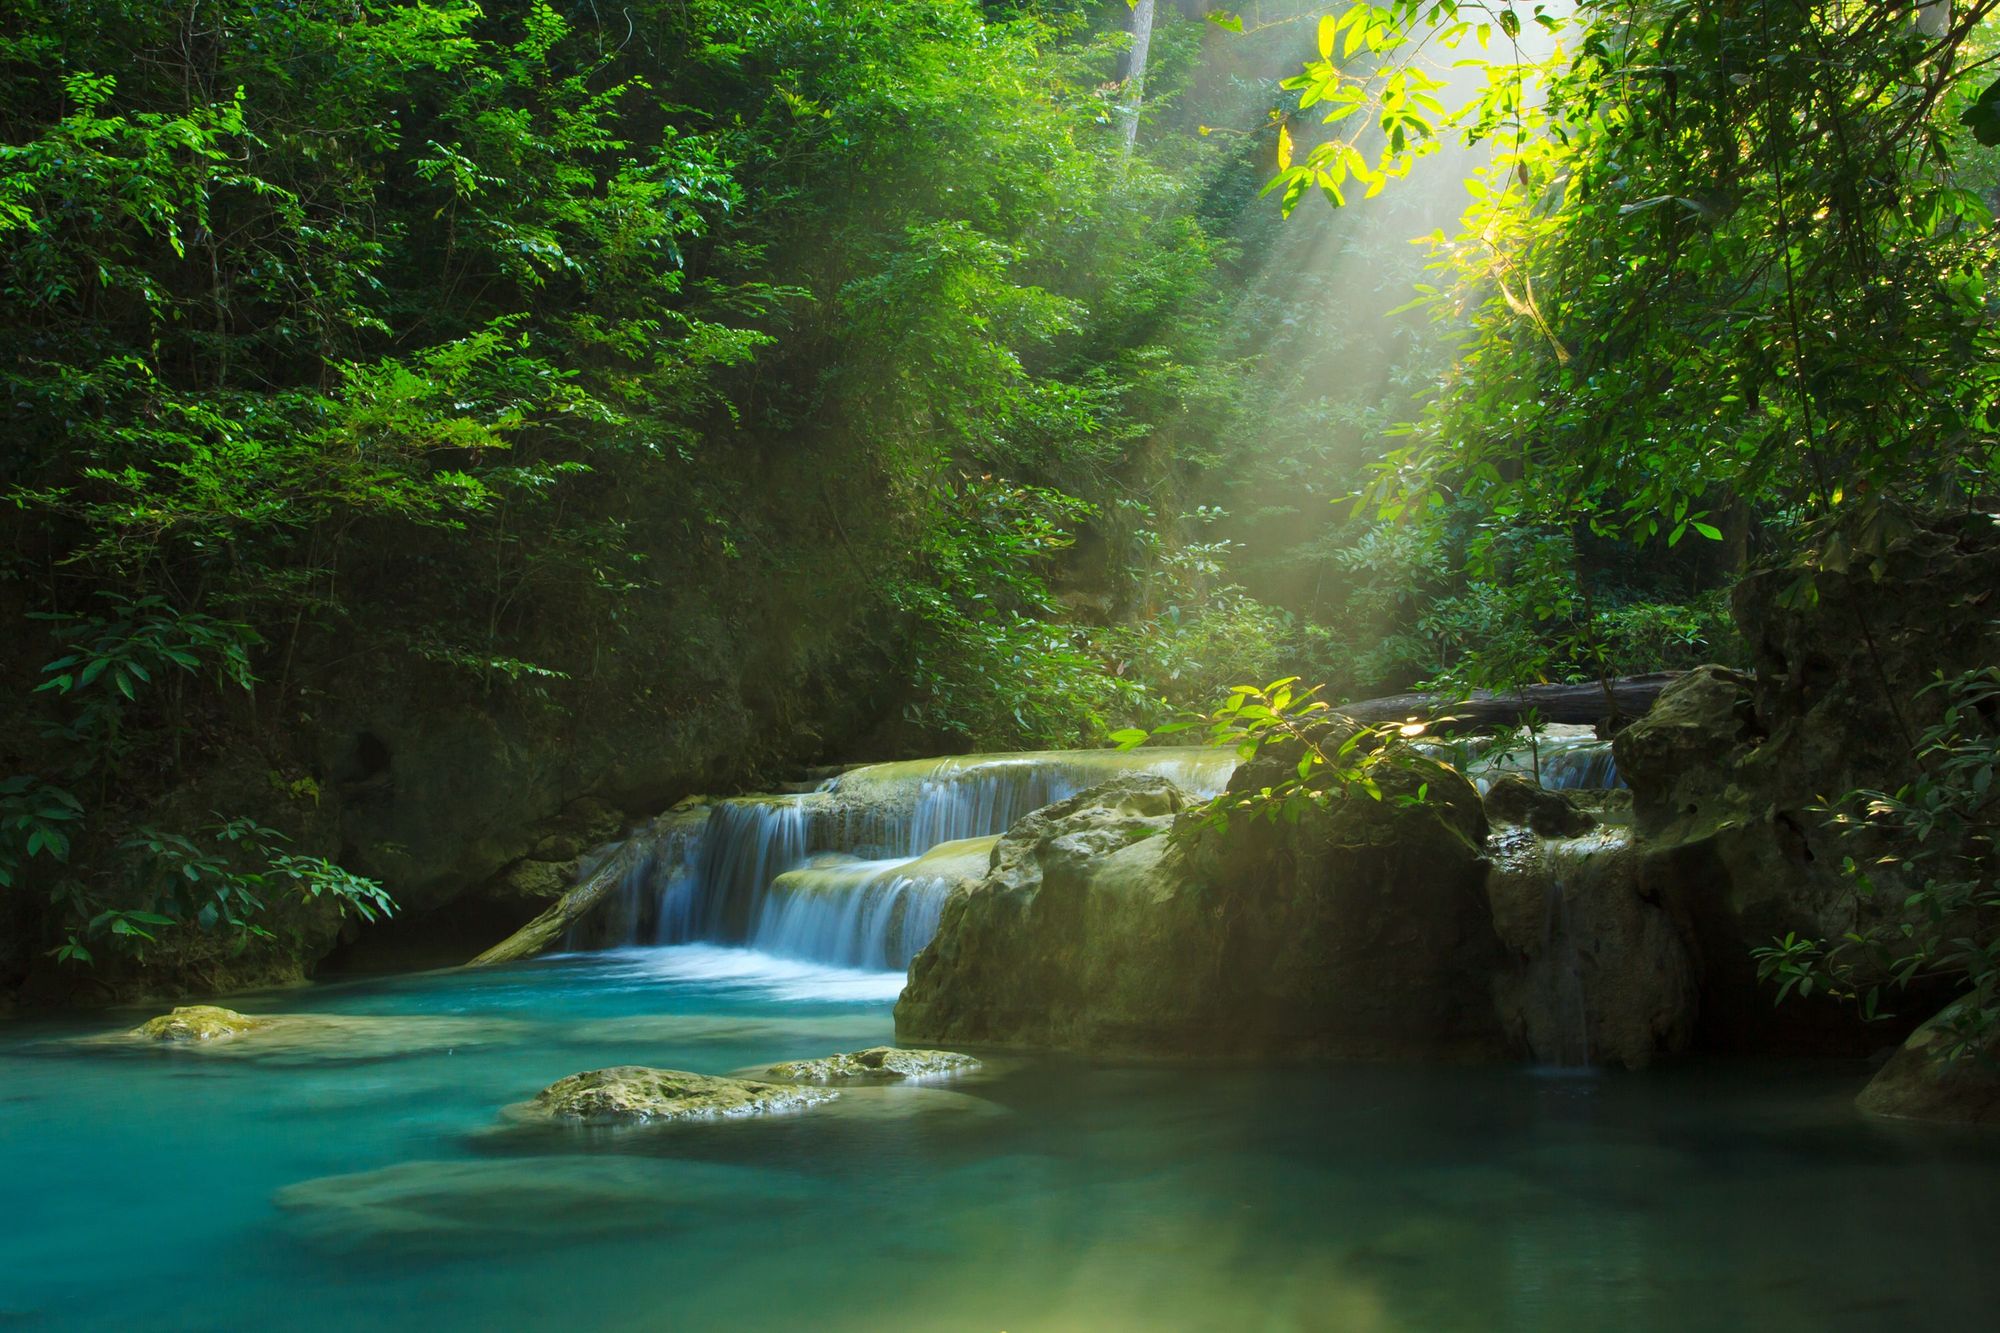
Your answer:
(276, 1156), (808, 1253)
(132, 1005), (269, 1042)
(86, 1010), (518, 1061)
(1855, 1003), (2000, 1125)
(517, 1066), (838, 1125)
(761, 1046), (980, 1083)
(898, 750), (1506, 1061)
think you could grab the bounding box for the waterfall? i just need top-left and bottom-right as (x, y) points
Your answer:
(1487, 822), (1635, 1067)
(1439, 726), (1623, 793)
(1539, 875), (1592, 1068)
(574, 747), (1236, 969)
(745, 837), (998, 969)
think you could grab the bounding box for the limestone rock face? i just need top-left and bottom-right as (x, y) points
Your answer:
(1484, 824), (1699, 1069)
(1608, 511), (2000, 1054)
(1848, 996), (2000, 1120)
(1614, 665), (1760, 832)
(897, 759), (1505, 1061)
(762, 1047), (980, 1083)
(1855, 1003), (2000, 1125)
(132, 1005), (267, 1042)
(519, 1066), (838, 1125)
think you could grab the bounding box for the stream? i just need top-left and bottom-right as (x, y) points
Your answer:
(3, 951), (1998, 1331)
(3, 740), (1997, 1330)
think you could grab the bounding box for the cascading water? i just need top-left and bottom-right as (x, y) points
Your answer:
(1438, 725), (1623, 792)
(573, 748), (1239, 971)
(747, 837), (998, 969)
(559, 731), (1624, 976)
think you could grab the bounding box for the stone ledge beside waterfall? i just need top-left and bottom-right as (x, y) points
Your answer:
(895, 758), (1508, 1061)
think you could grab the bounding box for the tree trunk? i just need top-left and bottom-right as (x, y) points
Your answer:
(1333, 673), (1687, 734)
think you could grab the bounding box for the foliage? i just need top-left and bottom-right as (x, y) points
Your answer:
(1246, 3), (2000, 1029)
(1754, 668), (2000, 1063)
(0, 0), (1308, 982)
(894, 480), (1138, 747)
(47, 818), (393, 968)
(1112, 676), (1431, 835)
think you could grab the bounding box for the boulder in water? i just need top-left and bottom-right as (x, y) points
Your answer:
(1855, 1002), (2000, 1125)
(897, 751), (1506, 1061)
(132, 1005), (268, 1042)
(517, 1066), (838, 1125)
(86, 1009), (520, 1061)
(1482, 775), (1598, 837)
(276, 1156), (808, 1253)
(761, 1046), (981, 1083)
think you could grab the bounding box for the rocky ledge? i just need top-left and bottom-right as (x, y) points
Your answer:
(516, 1066), (839, 1126)
(760, 1047), (981, 1083)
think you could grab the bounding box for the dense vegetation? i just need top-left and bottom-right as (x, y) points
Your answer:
(1, 0), (1996, 1031)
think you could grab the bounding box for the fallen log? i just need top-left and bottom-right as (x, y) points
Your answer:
(1332, 672), (1685, 734)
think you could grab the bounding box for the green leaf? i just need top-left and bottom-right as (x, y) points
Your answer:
(1961, 75), (2000, 147)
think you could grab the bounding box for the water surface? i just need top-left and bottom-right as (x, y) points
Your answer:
(2, 948), (1995, 1332)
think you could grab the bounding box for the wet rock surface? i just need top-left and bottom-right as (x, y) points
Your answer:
(1482, 774), (1599, 838)
(131, 1005), (269, 1042)
(515, 1065), (839, 1125)
(1855, 1003), (2000, 1125)
(1485, 823), (1699, 1069)
(761, 1046), (981, 1083)
(85, 1009), (521, 1061)
(898, 755), (1505, 1061)
(275, 1157), (808, 1253)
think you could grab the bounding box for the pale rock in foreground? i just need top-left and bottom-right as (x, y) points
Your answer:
(761, 1046), (980, 1083)
(132, 1005), (268, 1042)
(517, 1065), (839, 1125)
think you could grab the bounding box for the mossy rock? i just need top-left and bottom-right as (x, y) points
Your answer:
(132, 1005), (269, 1042)
(762, 1046), (980, 1084)
(1855, 1002), (2000, 1125)
(1482, 774), (1598, 838)
(517, 1066), (838, 1126)
(92, 1010), (520, 1061)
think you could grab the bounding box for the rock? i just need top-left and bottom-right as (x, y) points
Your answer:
(132, 1005), (268, 1042)
(1613, 665), (1759, 832)
(1608, 510), (2000, 1056)
(897, 754), (1506, 1061)
(469, 799), (712, 964)
(1482, 775), (1598, 838)
(1855, 1002), (2000, 1125)
(514, 1066), (838, 1125)
(276, 1157), (808, 1253)
(761, 1046), (981, 1083)
(88, 1010), (518, 1061)
(1485, 824), (1699, 1069)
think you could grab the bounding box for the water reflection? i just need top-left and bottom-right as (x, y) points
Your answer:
(0, 955), (1994, 1332)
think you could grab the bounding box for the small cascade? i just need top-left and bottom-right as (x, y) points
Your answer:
(1486, 815), (1699, 1070)
(681, 798), (813, 941)
(825, 748), (1241, 855)
(562, 811), (708, 950)
(747, 837), (998, 969)
(1538, 875), (1592, 1068)
(573, 746), (1236, 970)
(1448, 725), (1623, 792)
